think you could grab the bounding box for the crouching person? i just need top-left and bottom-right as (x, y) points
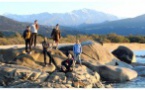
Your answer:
(61, 53), (74, 73)
(42, 37), (53, 67)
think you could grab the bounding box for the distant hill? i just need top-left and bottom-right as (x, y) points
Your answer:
(4, 9), (118, 26)
(0, 15), (26, 32)
(77, 14), (145, 35)
(0, 15), (51, 37)
(2, 13), (145, 36)
(0, 15), (82, 37)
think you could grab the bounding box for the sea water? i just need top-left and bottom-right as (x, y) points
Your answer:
(113, 50), (145, 88)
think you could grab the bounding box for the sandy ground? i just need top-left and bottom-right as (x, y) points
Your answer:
(103, 43), (145, 51)
(0, 43), (74, 50)
(0, 43), (145, 51)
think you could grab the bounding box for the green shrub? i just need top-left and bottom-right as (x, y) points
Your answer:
(107, 33), (130, 43)
(1, 33), (145, 45)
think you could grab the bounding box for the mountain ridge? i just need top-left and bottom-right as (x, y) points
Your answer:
(2, 13), (145, 36)
(4, 8), (118, 26)
(77, 14), (145, 35)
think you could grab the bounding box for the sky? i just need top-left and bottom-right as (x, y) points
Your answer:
(1, 0), (145, 18)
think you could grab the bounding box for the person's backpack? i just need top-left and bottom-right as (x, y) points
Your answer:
(25, 31), (31, 39)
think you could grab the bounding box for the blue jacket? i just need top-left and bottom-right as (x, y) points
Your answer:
(73, 44), (82, 54)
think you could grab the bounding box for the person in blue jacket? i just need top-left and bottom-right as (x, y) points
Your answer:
(73, 39), (82, 66)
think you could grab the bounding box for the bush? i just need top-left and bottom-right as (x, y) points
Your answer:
(107, 33), (130, 43)
(1, 32), (145, 45)
(127, 35), (145, 43)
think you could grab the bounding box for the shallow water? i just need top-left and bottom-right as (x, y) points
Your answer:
(134, 50), (145, 64)
(113, 76), (145, 88)
(113, 50), (145, 88)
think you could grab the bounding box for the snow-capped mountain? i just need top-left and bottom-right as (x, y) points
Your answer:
(4, 8), (118, 26)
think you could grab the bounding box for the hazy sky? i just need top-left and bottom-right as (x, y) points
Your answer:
(1, 0), (145, 18)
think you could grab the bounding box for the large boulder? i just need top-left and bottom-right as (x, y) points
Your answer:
(0, 48), (67, 72)
(0, 63), (49, 87)
(97, 65), (137, 82)
(81, 41), (115, 65)
(14, 51), (56, 73)
(112, 46), (136, 64)
(82, 62), (137, 82)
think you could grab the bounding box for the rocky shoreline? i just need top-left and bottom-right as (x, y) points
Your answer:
(0, 40), (144, 88)
(136, 55), (145, 58)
